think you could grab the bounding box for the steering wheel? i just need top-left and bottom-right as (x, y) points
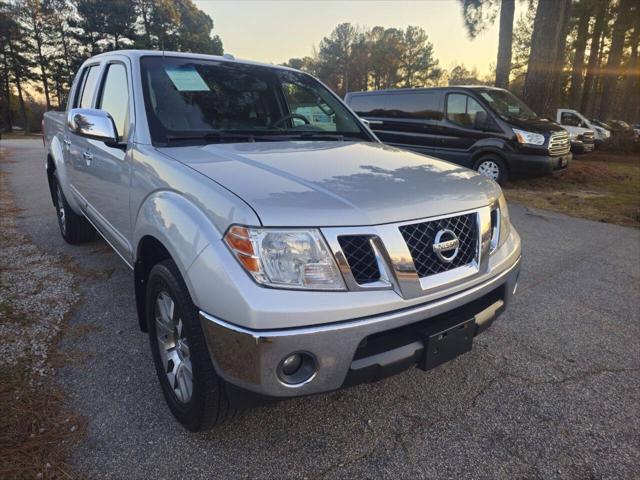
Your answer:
(270, 113), (311, 129)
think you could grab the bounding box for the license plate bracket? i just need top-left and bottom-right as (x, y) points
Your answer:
(420, 318), (475, 371)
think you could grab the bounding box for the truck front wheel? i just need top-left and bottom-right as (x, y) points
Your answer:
(146, 259), (234, 431)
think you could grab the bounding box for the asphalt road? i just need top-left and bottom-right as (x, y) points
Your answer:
(2, 139), (639, 480)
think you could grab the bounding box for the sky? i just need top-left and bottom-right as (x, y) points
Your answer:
(195, 0), (523, 75)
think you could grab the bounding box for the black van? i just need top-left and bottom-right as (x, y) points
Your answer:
(344, 86), (571, 184)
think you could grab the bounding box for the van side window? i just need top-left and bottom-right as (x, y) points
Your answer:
(97, 63), (130, 140)
(78, 65), (101, 109)
(446, 93), (487, 129)
(349, 94), (387, 116)
(386, 93), (440, 120)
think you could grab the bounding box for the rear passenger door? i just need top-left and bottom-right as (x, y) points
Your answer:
(67, 63), (103, 202)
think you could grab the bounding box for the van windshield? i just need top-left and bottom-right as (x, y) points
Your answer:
(477, 89), (538, 121)
(140, 56), (370, 145)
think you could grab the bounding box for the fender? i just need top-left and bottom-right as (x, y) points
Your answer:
(47, 136), (83, 213)
(132, 190), (227, 306)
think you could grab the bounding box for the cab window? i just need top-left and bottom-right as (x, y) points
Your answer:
(77, 65), (101, 109)
(97, 63), (130, 140)
(282, 82), (336, 131)
(446, 93), (487, 129)
(560, 112), (582, 127)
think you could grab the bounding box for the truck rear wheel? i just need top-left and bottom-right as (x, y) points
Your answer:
(146, 259), (234, 431)
(53, 176), (95, 244)
(474, 156), (508, 185)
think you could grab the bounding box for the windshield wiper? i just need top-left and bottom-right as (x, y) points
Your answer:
(263, 132), (345, 141)
(163, 131), (257, 145)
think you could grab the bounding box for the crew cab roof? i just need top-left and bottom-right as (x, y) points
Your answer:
(86, 49), (299, 73)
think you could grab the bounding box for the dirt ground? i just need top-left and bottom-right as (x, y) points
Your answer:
(505, 150), (640, 228)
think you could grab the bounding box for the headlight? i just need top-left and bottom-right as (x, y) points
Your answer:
(224, 226), (345, 290)
(513, 128), (545, 146)
(569, 132), (578, 140)
(490, 193), (511, 252)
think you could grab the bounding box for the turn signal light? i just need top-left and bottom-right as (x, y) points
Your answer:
(224, 226), (260, 273)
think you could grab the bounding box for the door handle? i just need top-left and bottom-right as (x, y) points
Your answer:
(82, 151), (93, 165)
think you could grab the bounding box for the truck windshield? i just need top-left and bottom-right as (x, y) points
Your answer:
(476, 89), (538, 121)
(140, 56), (370, 145)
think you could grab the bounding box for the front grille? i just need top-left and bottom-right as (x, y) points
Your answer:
(399, 213), (477, 277)
(338, 235), (381, 284)
(549, 131), (570, 156)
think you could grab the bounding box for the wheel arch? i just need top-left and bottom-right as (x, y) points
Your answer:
(132, 191), (225, 331)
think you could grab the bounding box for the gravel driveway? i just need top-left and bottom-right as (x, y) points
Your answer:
(2, 139), (639, 479)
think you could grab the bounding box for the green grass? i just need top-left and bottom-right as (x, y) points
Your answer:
(505, 151), (640, 228)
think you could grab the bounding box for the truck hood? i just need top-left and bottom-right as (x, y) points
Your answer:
(159, 141), (501, 227)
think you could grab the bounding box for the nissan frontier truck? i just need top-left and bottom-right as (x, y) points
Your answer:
(43, 50), (521, 431)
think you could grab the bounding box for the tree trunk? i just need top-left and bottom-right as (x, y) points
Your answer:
(523, 0), (571, 116)
(599, 0), (634, 120)
(568, 3), (592, 109)
(495, 0), (515, 88)
(549, 1), (572, 112)
(35, 39), (51, 110)
(2, 54), (12, 133)
(621, 17), (640, 121)
(580, 1), (607, 116)
(7, 41), (29, 132)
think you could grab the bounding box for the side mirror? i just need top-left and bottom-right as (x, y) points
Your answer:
(67, 108), (118, 144)
(474, 111), (488, 130)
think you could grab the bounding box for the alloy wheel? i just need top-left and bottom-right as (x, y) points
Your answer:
(56, 185), (66, 235)
(154, 291), (193, 403)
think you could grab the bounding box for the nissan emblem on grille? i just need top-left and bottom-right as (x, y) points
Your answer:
(432, 229), (460, 263)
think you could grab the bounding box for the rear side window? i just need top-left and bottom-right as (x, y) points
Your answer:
(97, 63), (130, 140)
(385, 93), (441, 120)
(349, 94), (387, 116)
(78, 65), (101, 109)
(446, 93), (487, 129)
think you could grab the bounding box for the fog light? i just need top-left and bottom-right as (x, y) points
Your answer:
(277, 352), (317, 386)
(281, 354), (302, 375)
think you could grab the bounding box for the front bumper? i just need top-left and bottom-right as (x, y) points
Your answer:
(200, 255), (521, 398)
(571, 140), (595, 154)
(508, 151), (572, 178)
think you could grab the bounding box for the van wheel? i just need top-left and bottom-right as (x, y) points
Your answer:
(146, 259), (235, 431)
(53, 176), (95, 244)
(474, 156), (508, 185)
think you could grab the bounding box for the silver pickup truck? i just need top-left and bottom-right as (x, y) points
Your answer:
(43, 50), (521, 431)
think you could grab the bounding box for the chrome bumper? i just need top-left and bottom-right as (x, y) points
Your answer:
(200, 256), (521, 398)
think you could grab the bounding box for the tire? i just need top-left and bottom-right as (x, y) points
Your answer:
(474, 156), (509, 185)
(53, 175), (95, 244)
(146, 259), (234, 431)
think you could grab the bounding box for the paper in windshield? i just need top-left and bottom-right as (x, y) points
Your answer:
(165, 65), (210, 92)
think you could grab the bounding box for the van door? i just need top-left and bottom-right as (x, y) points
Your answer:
(436, 93), (492, 167)
(82, 60), (133, 258)
(374, 92), (443, 155)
